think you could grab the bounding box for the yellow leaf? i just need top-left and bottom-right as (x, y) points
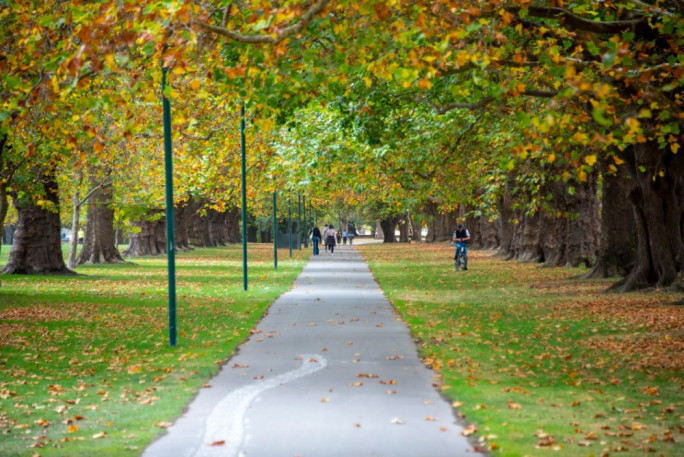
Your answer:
(547, 154), (556, 163)
(578, 171), (587, 182)
(671, 143), (680, 154)
(189, 79), (201, 91)
(68, 425), (79, 433)
(584, 155), (597, 166)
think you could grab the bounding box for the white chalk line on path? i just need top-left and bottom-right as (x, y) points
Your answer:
(192, 354), (328, 457)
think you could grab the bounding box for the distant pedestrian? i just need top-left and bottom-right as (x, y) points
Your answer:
(311, 224), (322, 255)
(336, 229), (342, 245)
(342, 230), (348, 245)
(348, 231), (354, 245)
(325, 224), (337, 255)
(452, 223), (470, 271)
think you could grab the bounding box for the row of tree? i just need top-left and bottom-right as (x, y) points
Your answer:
(1, 1), (682, 294)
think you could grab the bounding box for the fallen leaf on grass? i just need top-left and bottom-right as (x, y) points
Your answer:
(507, 401), (522, 409)
(92, 431), (106, 439)
(461, 424), (477, 436)
(155, 422), (172, 428)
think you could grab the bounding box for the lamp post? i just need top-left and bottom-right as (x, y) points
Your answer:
(161, 56), (177, 347)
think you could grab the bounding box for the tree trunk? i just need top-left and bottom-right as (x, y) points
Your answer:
(424, 199), (459, 242)
(498, 180), (516, 255)
(224, 207), (241, 243)
(123, 210), (166, 257)
(380, 216), (398, 243)
(174, 201), (191, 251)
(374, 220), (383, 239)
(398, 212), (410, 242)
(506, 210), (544, 262)
(0, 134), (10, 256)
(538, 174), (600, 268)
(584, 159), (637, 278)
(1, 173), (72, 275)
(67, 188), (81, 269)
(614, 140), (684, 292)
(76, 184), (124, 265)
(410, 213), (422, 242)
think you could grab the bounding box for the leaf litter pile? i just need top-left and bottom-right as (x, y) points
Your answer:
(359, 243), (682, 457)
(0, 245), (309, 457)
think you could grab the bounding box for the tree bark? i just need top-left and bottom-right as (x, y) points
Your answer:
(122, 210), (166, 257)
(424, 199), (458, 242)
(67, 187), (82, 269)
(409, 212), (422, 242)
(1, 172), (72, 275)
(584, 157), (636, 278)
(380, 216), (398, 243)
(76, 184), (124, 265)
(223, 207), (241, 243)
(614, 140), (684, 292)
(173, 201), (191, 251)
(398, 212), (410, 242)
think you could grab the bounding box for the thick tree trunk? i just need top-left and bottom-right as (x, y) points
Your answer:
(76, 185), (124, 265)
(615, 141), (684, 292)
(380, 216), (398, 243)
(410, 213), (422, 242)
(584, 159), (636, 278)
(123, 210), (166, 257)
(506, 210), (544, 262)
(1, 173), (72, 275)
(538, 174), (600, 267)
(224, 207), (241, 244)
(424, 199), (458, 242)
(398, 212), (410, 242)
(174, 201), (191, 251)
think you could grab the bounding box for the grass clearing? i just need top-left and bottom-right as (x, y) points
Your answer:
(358, 243), (683, 457)
(0, 244), (308, 457)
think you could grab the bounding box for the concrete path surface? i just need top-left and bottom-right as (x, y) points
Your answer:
(144, 246), (478, 457)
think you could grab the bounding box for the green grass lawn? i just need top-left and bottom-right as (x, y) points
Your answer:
(358, 243), (682, 457)
(0, 244), (309, 457)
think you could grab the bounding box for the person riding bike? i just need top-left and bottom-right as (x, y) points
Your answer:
(452, 223), (470, 271)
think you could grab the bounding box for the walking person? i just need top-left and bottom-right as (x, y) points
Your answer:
(336, 229), (342, 245)
(342, 230), (348, 245)
(452, 223), (470, 271)
(311, 224), (322, 255)
(325, 224), (337, 255)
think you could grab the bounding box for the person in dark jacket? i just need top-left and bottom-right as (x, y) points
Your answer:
(311, 225), (322, 255)
(452, 223), (470, 271)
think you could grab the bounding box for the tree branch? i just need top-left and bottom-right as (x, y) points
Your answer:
(506, 6), (648, 34)
(192, 0), (331, 44)
(422, 96), (494, 115)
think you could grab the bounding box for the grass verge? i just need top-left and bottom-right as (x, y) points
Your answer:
(0, 244), (309, 457)
(358, 243), (682, 457)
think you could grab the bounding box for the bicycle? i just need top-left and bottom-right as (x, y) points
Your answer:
(453, 242), (467, 271)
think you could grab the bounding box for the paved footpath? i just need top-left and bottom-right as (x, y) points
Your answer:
(144, 246), (478, 457)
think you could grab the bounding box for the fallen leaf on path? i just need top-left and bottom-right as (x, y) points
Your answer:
(210, 440), (225, 446)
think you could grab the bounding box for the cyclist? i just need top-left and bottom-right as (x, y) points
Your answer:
(452, 223), (470, 271)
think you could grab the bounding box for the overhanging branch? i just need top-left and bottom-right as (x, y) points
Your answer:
(506, 6), (648, 34)
(192, 0), (331, 44)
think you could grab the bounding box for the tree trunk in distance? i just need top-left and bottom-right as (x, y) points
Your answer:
(380, 216), (398, 243)
(410, 213), (422, 242)
(1, 174), (72, 275)
(375, 220), (383, 239)
(424, 199), (458, 242)
(67, 189), (81, 269)
(398, 212), (410, 242)
(584, 158), (636, 278)
(76, 185), (124, 265)
(123, 210), (166, 257)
